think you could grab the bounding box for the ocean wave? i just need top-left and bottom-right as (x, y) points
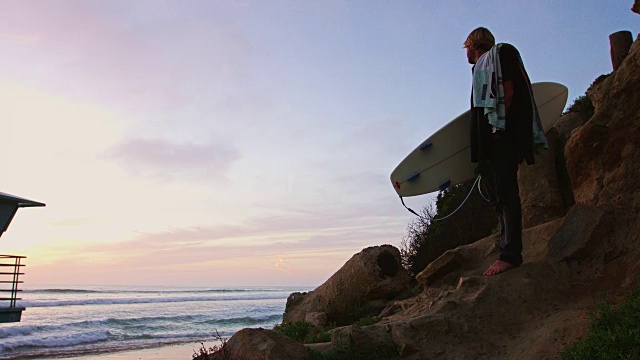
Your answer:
(28, 289), (103, 294)
(200, 314), (283, 326)
(25, 287), (295, 295)
(0, 338), (201, 360)
(0, 312), (285, 359)
(0, 325), (39, 339)
(18, 293), (288, 308)
(0, 313), (283, 342)
(0, 329), (110, 353)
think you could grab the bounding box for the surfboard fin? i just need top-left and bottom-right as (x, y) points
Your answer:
(438, 180), (451, 191)
(419, 140), (433, 150)
(406, 172), (420, 182)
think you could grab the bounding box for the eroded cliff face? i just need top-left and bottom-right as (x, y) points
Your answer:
(283, 244), (411, 326)
(564, 34), (640, 289)
(204, 29), (640, 360)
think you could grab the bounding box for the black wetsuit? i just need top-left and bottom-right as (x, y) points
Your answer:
(470, 43), (536, 266)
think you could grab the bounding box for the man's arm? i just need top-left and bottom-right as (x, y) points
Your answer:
(503, 80), (513, 115)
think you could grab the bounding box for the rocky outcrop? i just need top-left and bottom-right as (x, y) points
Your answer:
(518, 109), (591, 229)
(210, 328), (310, 360)
(562, 32), (640, 295)
(323, 218), (575, 360)
(518, 131), (567, 228)
(633, 0), (640, 15)
(547, 204), (610, 262)
(283, 245), (410, 325)
(566, 36), (640, 209)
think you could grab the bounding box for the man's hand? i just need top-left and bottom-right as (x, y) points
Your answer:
(475, 161), (490, 177)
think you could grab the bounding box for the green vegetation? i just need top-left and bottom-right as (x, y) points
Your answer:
(273, 321), (333, 344)
(353, 316), (380, 327)
(399, 178), (497, 278)
(272, 301), (383, 346)
(192, 330), (228, 360)
(408, 283), (424, 297)
(564, 94), (595, 119)
(561, 287), (640, 360)
(309, 331), (399, 360)
(344, 302), (381, 325)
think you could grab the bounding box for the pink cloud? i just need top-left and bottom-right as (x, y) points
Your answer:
(103, 137), (241, 181)
(0, 1), (251, 114)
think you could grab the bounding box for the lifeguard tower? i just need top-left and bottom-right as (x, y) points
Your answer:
(0, 192), (45, 323)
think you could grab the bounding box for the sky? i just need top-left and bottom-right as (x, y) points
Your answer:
(0, 1), (637, 287)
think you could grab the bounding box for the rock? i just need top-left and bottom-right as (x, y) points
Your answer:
(456, 276), (484, 291)
(566, 37), (640, 207)
(553, 112), (591, 143)
(304, 312), (328, 328)
(518, 108), (594, 229)
(379, 303), (402, 318)
(415, 249), (463, 286)
(547, 204), (610, 261)
(633, 0), (640, 15)
(330, 324), (398, 357)
(585, 74), (611, 115)
(304, 341), (334, 354)
(283, 245), (410, 325)
(389, 322), (421, 357)
(213, 328), (310, 360)
(518, 130), (566, 228)
(407, 314), (450, 334)
(610, 31), (634, 71)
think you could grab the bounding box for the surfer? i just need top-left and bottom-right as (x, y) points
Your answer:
(464, 27), (547, 276)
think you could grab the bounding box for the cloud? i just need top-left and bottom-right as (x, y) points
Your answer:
(271, 258), (293, 276)
(24, 211), (403, 285)
(50, 218), (93, 227)
(0, 1), (252, 115)
(103, 137), (241, 181)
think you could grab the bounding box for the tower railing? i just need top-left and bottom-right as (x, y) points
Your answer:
(0, 254), (25, 308)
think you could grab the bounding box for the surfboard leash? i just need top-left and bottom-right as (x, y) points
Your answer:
(400, 175), (487, 222)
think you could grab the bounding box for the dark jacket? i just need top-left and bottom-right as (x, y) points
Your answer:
(470, 43), (535, 165)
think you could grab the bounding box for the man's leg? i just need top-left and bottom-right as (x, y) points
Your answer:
(498, 169), (522, 266)
(478, 164), (505, 244)
(484, 140), (522, 276)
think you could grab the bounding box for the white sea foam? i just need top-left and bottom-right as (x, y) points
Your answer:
(0, 329), (110, 352)
(0, 285), (308, 360)
(18, 293), (286, 308)
(0, 325), (37, 338)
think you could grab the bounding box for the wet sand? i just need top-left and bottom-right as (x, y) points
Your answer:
(54, 342), (215, 360)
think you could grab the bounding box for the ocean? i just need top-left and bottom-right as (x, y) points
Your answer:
(0, 284), (312, 360)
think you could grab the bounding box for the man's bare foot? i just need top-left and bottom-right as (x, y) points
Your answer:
(483, 260), (515, 276)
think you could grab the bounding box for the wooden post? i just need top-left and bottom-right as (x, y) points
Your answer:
(609, 31), (633, 71)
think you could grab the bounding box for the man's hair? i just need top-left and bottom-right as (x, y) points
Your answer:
(464, 27), (495, 52)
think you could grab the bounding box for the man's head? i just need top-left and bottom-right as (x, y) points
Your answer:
(464, 27), (495, 64)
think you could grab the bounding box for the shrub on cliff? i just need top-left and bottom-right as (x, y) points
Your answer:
(564, 93), (595, 119)
(561, 287), (640, 359)
(400, 178), (497, 278)
(272, 321), (332, 344)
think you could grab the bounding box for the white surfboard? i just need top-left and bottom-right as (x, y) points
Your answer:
(390, 82), (568, 197)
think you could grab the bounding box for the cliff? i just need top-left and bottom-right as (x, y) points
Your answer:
(201, 21), (640, 360)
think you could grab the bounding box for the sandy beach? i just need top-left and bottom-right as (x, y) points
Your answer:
(54, 342), (210, 360)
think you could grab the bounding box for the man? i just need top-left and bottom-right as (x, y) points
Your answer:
(464, 27), (546, 276)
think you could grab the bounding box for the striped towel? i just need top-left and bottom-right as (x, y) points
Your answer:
(472, 44), (506, 132)
(473, 44), (548, 149)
